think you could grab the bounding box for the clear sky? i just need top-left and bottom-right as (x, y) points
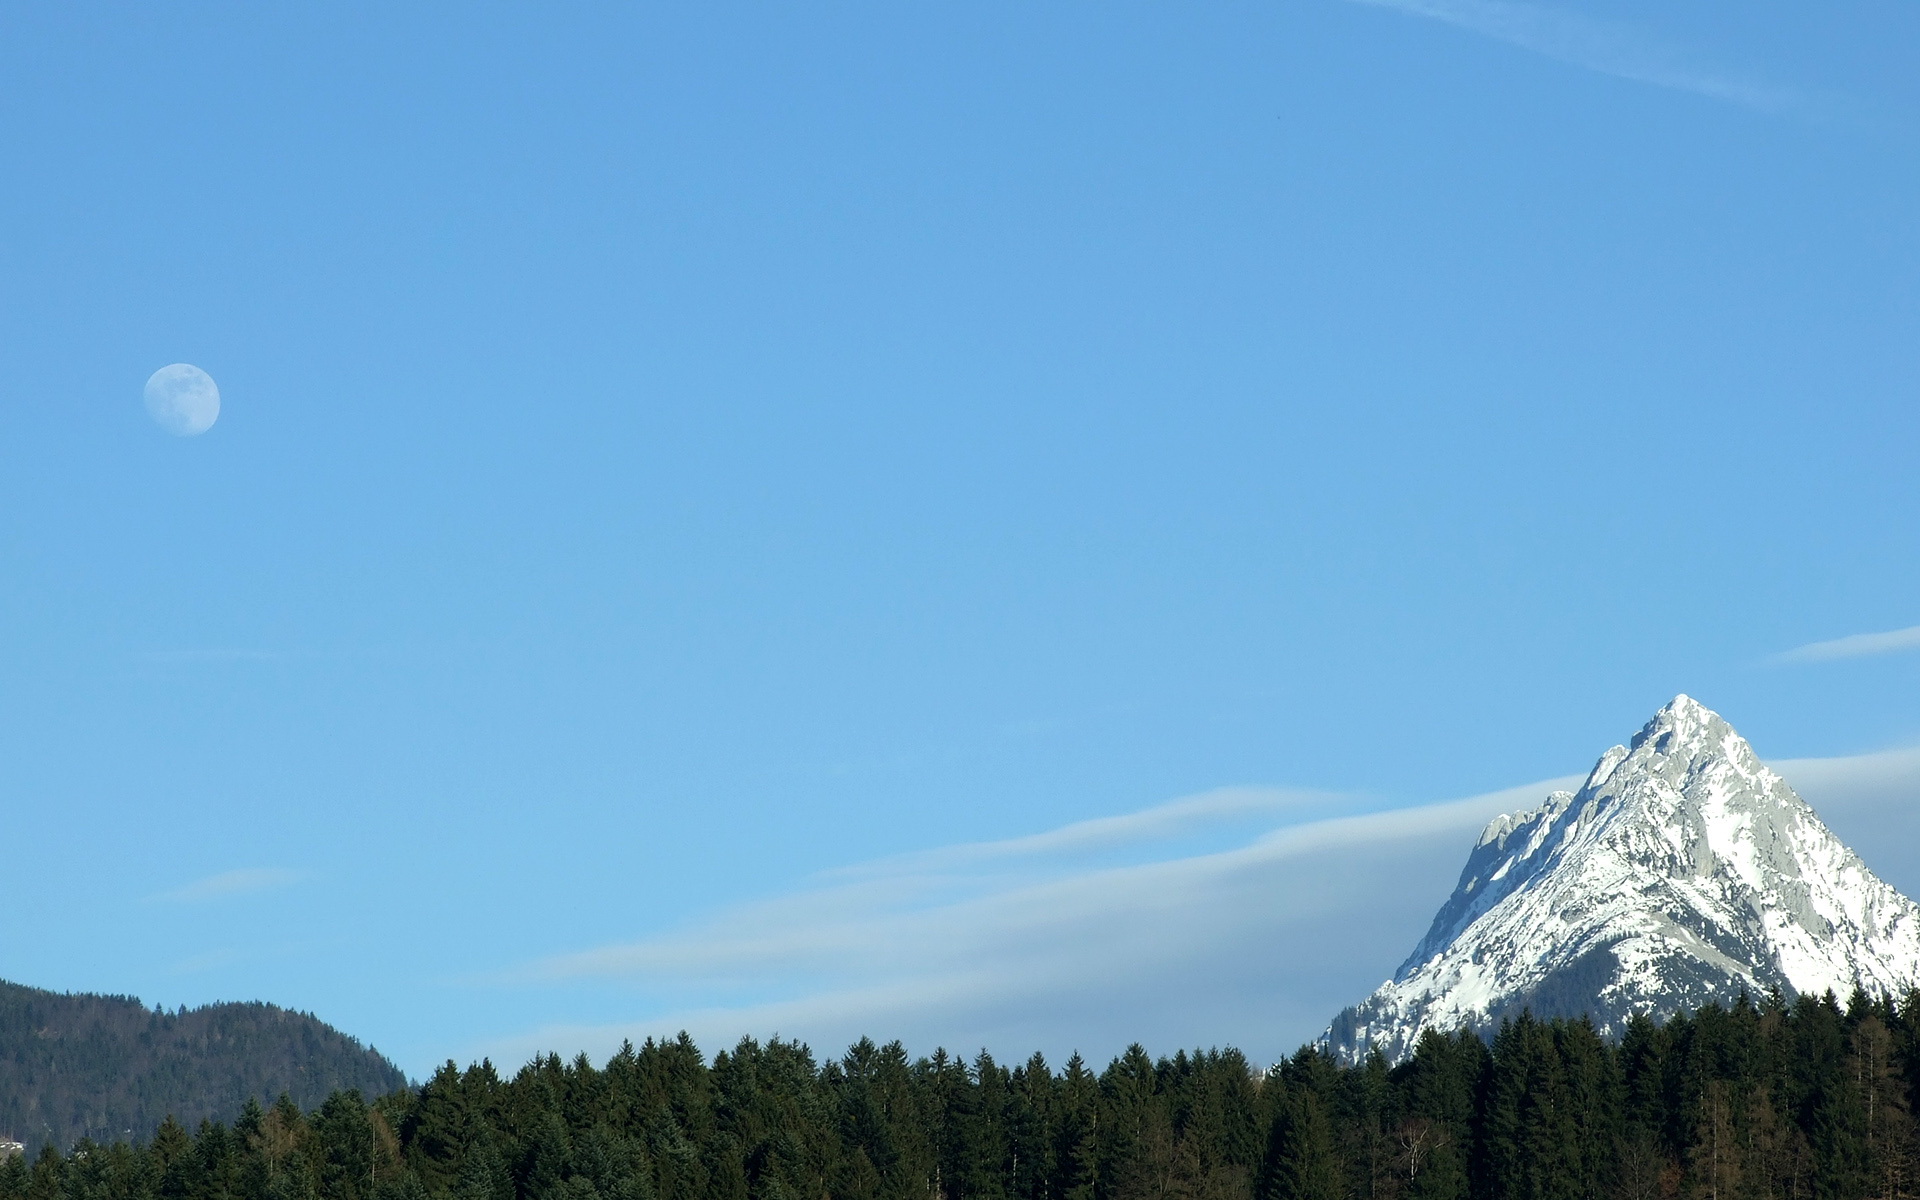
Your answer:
(3, 1), (1918, 1079)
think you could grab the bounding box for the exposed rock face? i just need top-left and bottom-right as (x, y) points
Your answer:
(1325, 695), (1920, 1063)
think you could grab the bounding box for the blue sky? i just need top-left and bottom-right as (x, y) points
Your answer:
(2, 1), (1919, 1078)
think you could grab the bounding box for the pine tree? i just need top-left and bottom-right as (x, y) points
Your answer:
(1401, 1030), (1480, 1200)
(1112, 1103), (1176, 1200)
(1555, 1019), (1621, 1200)
(1795, 994), (1866, 1200)
(519, 1111), (572, 1200)
(22, 1144), (61, 1200)
(1005, 1054), (1055, 1200)
(1054, 1054), (1099, 1200)
(314, 1091), (376, 1200)
(0, 1148), (26, 1200)
(1342, 1049), (1398, 1200)
(1618, 1015), (1675, 1163)
(1100, 1046), (1161, 1200)
(453, 1139), (510, 1200)
(1259, 1089), (1340, 1200)
(151, 1117), (196, 1200)
(403, 1065), (481, 1198)
(1484, 1015), (1580, 1200)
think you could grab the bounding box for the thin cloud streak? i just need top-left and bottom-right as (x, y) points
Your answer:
(1346, 0), (1793, 110)
(1775, 625), (1920, 664)
(148, 868), (312, 904)
(488, 776), (1579, 1066)
(833, 786), (1335, 876)
(481, 749), (1920, 1070)
(525, 787), (1534, 983)
(520, 786), (1342, 983)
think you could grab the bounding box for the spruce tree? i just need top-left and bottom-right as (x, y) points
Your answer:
(1259, 1088), (1340, 1200)
(313, 1091), (375, 1200)
(1054, 1054), (1098, 1200)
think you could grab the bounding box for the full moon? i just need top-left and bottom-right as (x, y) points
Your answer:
(143, 364), (220, 436)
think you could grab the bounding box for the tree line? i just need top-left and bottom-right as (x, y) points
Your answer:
(0, 981), (405, 1154)
(7, 990), (1920, 1200)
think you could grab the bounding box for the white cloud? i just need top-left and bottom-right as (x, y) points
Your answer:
(1346, 0), (1791, 110)
(477, 747), (1920, 1072)
(482, 777), (1576, 1068)
(1774, 625), (1920, 664)
(833, 786), (1333, 874)
(149, 868), (312, 904)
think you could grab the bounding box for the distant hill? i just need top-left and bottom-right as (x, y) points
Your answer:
(0, 979), (407, 1152)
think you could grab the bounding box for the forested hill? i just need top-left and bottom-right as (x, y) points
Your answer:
(0, 979), (406, 1153)
(8, 991), (1920, 1200)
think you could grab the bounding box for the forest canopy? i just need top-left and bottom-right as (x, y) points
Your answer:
(5, 990), (1918, 1200)
(0, 981), (405, 1154)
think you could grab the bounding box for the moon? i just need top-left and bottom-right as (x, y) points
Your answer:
(143, 364), (220, 436)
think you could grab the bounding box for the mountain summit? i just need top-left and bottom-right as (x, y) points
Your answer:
(1325, 695), (1920, 1063)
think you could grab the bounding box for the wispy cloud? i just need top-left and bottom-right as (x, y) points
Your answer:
(832, 786), (1333, 876)
(477, 745), (1920, 1071)
(1346, 0), (1792, 110)
(148, 868), (312, 904)
(1774, 625), (1920, 665)
(483, 777), (1577, 1067)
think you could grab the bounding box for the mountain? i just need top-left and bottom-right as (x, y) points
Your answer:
(1325, 694), (1920, 1063)
(0, 980), (407, 1152)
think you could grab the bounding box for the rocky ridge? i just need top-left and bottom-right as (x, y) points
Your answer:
(1325, 695), (1920, 1063)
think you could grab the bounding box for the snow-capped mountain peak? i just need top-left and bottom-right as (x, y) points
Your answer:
(1325, 695), (1920, 1063)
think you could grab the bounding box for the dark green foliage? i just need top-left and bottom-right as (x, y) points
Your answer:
(0, 981), (406, 1155)
(18, 998), (1920, 1200)
(1259, 1086), (1338, 1200)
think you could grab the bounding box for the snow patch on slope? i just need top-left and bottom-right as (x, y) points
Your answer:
(1324, 696), (1920, 1063)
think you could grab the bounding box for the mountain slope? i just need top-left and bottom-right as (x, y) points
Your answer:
(1325, 695), (1920, 1063)
(0, 980), (407, 1151)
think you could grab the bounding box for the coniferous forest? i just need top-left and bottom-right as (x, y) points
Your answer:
(9, 992), (1920, 1200)
(0, 982), (405, 1155)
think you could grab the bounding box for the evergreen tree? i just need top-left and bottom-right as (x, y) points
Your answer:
(1794, 995), (1866, 1200)
(23, 1144), (63, 1200)
(452, 1140), (510, 1200)
(1099, 1046), (1160, 1200)
(1400, 1030), (1482, 1200)
(1054, 1054), (1098, 1200)
(1005, 1054), (1054, 1200)
(1259, 1088), (1339, 1200)
(1554, 1019), (1620, 1200)
(33, 998), (1920, 1200)
(313, 1091), (375, 1200)
(0, 1149), (27, 1200)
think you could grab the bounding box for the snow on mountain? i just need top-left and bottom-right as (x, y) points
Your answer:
(1324, 695), (1920, 1063)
